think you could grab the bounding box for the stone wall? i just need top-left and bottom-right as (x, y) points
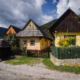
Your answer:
(50, 53), (80, 66)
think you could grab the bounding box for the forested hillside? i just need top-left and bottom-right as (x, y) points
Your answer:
(40, 19), (57, 40)
(0, 27), (7, 37)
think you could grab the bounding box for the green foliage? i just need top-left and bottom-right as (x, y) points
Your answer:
(43, 58), (80, 74)
(40, 19), (57, 30)
(52, 46), (80, 59)
(20, 52), (27, 56)
(40, 19), (57, 41)
(58, 37), (76, 48)
(59, 46), (80, 59)
(22, 47), (27, 52)
(75, 14), (80, 19)
(11, 45), (18, 51)
(4, 34), (19, 47)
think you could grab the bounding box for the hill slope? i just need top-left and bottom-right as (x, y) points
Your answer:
(0, 27), (7, 37)
(40, 19), (57, 40)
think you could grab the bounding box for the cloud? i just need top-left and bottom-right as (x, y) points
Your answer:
(0, 0), (53, 29)
(53, 0), (57, 4)
(39, 15), (53, 24)
(57, 0), (80, 18)
(48, 9), (57, 20)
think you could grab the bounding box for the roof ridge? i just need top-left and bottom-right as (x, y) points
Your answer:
(49, 8), (79, 31)
(17, 19), (52, 40)
(4, 25), (21, 34)
(10, 25), (21, 30)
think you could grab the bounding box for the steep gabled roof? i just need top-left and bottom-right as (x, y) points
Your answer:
(17, 19), (52, 40)
(49, 8), (80, 32)
(4, 25), (21, 34)
(12, 25), (21, 33)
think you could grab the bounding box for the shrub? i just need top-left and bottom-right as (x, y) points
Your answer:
(20, 52), (27, 55)
(57, 37), (76, 48)
(11, 45), (19, 51)
(22, 47), (27, 52)
(58, 46), (80, 59)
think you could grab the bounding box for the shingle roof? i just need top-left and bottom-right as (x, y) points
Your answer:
(16, 29), (43, 37)
(4, 25), (21, 34)
(49, 8), (80, 32)
(17, 19), (52, 40)
(0, 38), (11, 48)
(11, 25), (21, 33)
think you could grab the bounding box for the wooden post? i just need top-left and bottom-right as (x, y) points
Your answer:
(48, 50), (49, 58)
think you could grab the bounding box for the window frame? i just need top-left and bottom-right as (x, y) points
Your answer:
(23, 40), (27, 45)
(64, 35), (76, 38)
(30, 40), (35, 46)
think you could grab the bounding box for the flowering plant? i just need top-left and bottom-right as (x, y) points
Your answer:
(57, 37), (76, 48)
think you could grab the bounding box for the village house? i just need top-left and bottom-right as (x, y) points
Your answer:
(16, 19), (51, 53)
(49, 8), (80, 47)
(2, 25), (21, 38)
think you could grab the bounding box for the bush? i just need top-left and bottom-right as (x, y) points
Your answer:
(11, 46), (19, 51)
(22, 47), (27, 52)
(58, 46), (80, 59)
(20, 52), (27, 55)
(57, 37), (76, 48)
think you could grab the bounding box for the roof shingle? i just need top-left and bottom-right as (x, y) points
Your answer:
(17, 19), (52, 40)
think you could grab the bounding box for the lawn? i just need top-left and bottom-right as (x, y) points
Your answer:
(43, 58), (80, 74)
(5, 57), (42, 65)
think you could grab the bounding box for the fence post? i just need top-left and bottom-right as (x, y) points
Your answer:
(58, 48), (59, 59)
(60, 48), (61, 59)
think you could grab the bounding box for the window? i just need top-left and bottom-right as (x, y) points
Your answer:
(23, 40), (27, 45)
(30, 40), (35, 45)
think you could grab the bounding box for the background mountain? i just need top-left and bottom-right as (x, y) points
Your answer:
(40, 19), (57, 40)
(0, 27), (7, 37)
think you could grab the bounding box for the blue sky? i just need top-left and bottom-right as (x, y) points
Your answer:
(42, 0), (58, 19)
(0, 0), (80, 29)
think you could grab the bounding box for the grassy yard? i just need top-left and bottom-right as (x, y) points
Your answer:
(43, 58), (80, 74)
(5, 57), (42, 65)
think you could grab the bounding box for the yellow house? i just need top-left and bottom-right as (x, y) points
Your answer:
(16, 19), (51, 53)
(49, 8), (80, 47)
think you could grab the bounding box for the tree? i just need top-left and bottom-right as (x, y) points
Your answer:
(4, 34), (19, 47)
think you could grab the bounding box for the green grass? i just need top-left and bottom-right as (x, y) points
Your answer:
(43, 58), (80, 74)
(5, 57), (42, 65)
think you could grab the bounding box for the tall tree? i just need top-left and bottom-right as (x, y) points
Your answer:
(4, 34), (19, 47)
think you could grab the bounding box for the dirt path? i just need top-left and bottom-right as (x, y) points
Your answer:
(0, 61), (80, 80)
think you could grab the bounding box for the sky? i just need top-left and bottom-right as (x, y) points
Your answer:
(0, 0), (80, 29)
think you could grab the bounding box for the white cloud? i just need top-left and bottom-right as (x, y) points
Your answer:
(57, 0), (80, 18)
(40, 15), (53, 24)
(0, 0), (53, 28)
(51, 9), (57, 14)
(53, 0), (57, 4)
